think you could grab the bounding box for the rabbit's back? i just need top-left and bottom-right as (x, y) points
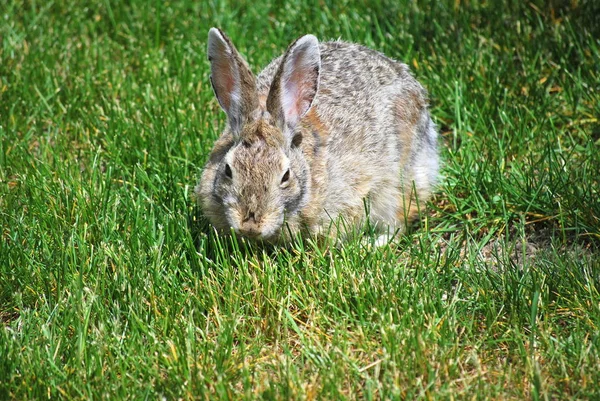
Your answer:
(257, 41), (434, 173)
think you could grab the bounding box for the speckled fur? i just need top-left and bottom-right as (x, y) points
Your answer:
(196, 29), (439, 243)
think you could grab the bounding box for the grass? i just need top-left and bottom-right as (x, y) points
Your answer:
(1, 0), (599, 399)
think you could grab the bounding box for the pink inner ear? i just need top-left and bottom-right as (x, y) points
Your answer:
(282, 80), (300, 122)
(282, 58), (317, 125)
(212, 56), (236, 111)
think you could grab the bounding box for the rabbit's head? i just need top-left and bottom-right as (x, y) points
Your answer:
(201, 28), (321, 241)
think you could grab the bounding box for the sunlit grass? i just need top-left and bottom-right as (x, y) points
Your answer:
(1, 0), (599, 399)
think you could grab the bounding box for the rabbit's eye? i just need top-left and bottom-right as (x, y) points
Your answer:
(292, 134), (303, 148)
(225, 164), (233, 179)
(281, 169), (290, 185)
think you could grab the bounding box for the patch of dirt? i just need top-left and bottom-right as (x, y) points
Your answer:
(477, 226), (596, 272)
(0, 309), (20, 325)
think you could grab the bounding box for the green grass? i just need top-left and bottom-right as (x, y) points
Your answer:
(1, 0), (599, 399)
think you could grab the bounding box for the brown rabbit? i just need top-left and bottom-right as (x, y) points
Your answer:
(196, 28), (439, 245)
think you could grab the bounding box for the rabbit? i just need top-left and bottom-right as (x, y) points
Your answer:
(195, 28), (439, 245)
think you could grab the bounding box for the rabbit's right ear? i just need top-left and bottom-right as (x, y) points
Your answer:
(267, 35), (321, 134)
(207, 28), (258, 135)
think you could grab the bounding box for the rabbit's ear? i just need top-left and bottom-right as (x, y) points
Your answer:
(267, 35), (321, 132)
(208, 28), (258, 135)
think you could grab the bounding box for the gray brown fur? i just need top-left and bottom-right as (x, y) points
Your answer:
(196, 29), (439, 244)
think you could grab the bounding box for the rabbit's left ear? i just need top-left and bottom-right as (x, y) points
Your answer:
(208, 28), (259, 136)
(267, 35), (321, 132)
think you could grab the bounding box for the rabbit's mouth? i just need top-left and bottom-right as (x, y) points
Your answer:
(234, 227), (280, 243)
(236, 226), (262, 240)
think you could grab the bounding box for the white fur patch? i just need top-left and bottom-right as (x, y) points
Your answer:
(412, 148), (440, 194)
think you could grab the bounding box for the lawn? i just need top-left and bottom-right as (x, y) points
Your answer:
(1, 0), (599, 399)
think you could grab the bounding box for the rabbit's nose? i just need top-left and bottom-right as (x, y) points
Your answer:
(239, 211), (262, 238)
(246, 211), (256, 222)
